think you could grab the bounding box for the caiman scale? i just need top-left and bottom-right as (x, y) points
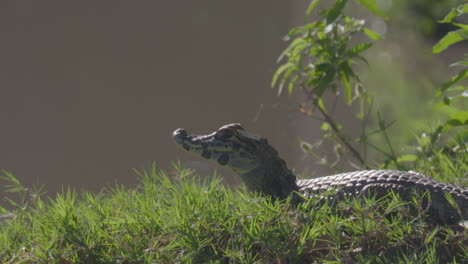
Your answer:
(172, 123), (468, 224)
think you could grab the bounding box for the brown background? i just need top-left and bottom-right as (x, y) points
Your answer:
(0, 1), (320, 196)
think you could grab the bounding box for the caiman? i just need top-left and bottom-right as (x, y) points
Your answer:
(172, 123), (468, 224)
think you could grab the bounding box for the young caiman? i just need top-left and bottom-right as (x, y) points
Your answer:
(173, 123), (468, 224)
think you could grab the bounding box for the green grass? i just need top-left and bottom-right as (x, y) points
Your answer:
(0, 162), (467, 264)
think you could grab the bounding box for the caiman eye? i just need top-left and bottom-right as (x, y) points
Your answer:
(216, 128), (235, 139)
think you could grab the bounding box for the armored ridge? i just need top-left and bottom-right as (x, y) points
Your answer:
(173, 123), (468, 224)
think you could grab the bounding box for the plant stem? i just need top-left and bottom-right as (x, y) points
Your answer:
(309, 94), (368, 168)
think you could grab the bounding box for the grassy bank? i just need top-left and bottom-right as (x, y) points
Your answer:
(0, 162), (467, 264)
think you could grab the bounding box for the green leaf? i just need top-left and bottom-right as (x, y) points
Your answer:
(317, 97), (327, 113)
(340, 69), (352, 105)
(326, 0), (348, 24)
(278, 38), (307, 62)
(287, 27), (301, 37)
(443, 96), (451, 106)
(271, 62), (294, 88)
(320, 122), (330, 131)
(347, 43), (373, 57)
(291, 41), (310, 59)
(443, 111), (468, 131)
(281, 66), (299, 86)
(450, 60), (468, 67)
(363, 28), (381, 40)
(314, 66), (336, 97)
(355, 55), (369, 65)
(355, 0), (388, 20)
(288, 38), (308, 55)
(454, 130), (468, 144)
(439, 4), (468, 23)
(278, 65), (299, 95)
(437, 88), (468, 106)
(287, 75), (300, 95)
(437, 69), (468, 96)
(306, 0), (322, 16)
(447, 85), (468, 92)
(432, 29), (468, 54)
(453, 23), (468, 31)
(396, 154), (417, 163)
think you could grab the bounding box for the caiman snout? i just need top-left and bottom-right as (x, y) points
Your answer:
(172, 128), (188, 142)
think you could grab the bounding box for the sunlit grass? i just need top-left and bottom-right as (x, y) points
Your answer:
(0, 162), (466, 264)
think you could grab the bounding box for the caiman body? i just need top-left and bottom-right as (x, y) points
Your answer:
(173, 123), (468, 224)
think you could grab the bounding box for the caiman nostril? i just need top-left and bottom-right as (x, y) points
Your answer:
(172, 128), (188, 140)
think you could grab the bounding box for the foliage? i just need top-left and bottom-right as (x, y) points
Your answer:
(396, 3), (468, 179)
(0, 166), (466, 263)
(431, 3), (468, 141)
(390, 0), (462, 38)
(272, 0), (468, 174)
(272, 0), (383, 169)
(272, 0), (381, 103)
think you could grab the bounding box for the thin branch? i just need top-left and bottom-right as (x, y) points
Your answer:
(377, 111), (396, 158)
(301, 86), (367, 168)
(313, 96), (367, 168)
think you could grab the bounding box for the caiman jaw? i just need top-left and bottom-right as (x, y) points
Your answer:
(172, 124), (261, 174)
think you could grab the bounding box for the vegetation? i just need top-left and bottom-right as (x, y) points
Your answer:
(272, 0), (467, 177)
(0, 165), (466, 263)
(1, 0), (467, 263)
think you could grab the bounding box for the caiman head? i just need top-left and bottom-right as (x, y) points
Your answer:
(172, 123), (299, 199)
(172, 123), (264, 175)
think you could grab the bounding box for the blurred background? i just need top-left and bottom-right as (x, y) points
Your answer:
(0, 1), (465, 198)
